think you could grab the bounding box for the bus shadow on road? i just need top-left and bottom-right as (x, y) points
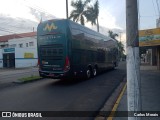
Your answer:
(49, 69), (116, 86)
(52, 77), (88, 86)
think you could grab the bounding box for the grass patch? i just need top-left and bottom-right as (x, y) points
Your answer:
(18, 76), (42, 82)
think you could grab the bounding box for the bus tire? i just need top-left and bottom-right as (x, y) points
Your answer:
(86, 67), (91, 79)
(92, 67), (97, 77)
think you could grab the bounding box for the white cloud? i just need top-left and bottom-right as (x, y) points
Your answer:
(0, 0), (123, 30)
(0, 0), (38, 22)
(23, 0), (67, 19)
(99, 9), (122, 29)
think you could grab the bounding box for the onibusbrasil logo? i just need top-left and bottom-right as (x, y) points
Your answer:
(1, 112), (42, 118)
(43, 23), (57, 32)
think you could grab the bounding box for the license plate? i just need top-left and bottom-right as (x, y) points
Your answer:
(48, 73), (55, 77)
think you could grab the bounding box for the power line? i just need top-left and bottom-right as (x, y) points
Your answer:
(138, 0), (141, 30)
(24, 0), (53, 15)
(0, 27), (36, 37)
(152, 0), (158, 17)
(0, 16), (37, 33)
(156, 0), (160, 18)
(23, 0), (55, 19)
(0, 27), (16, 34)
(0, 0), (55, 34)
(6, 24), (36, 30)
(0, 25), (35, 34)
(138, 0), (160, 29)
(0, 0), (51, 32)
(140, 15), (159, 18)
(0, 27), (37, 40)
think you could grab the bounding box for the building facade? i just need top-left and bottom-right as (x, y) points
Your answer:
(139, 28), (160, 70)
(0, 32), (38, 68)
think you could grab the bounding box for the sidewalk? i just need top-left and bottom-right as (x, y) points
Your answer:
(0, 67), (39, 88)
(113, 65), (160, 120)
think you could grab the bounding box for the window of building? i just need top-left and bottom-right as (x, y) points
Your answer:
(10, 44), (16, 47)
(29, 42), (34, 46)
(19, 43), (23, 48)
(26, 43), (29, 47)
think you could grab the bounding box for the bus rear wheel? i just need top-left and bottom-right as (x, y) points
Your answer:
(86, 68), (91, 79)
(92, 67), (97, 77)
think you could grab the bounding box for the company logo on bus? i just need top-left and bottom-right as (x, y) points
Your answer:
(43, 23), (57, 32)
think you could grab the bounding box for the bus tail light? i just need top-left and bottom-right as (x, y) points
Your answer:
(38, 59), (41, 71)
(64, 56), (70, 71)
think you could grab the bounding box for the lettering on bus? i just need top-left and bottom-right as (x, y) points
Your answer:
(43, 23), (57, 32)
(39, 35), (62, 41)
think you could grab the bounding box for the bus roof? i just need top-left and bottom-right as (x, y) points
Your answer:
(38, 19), (117, 42)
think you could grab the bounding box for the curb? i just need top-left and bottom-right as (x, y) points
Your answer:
(13, 77), (44, 84)
(95, 77), (127, 120)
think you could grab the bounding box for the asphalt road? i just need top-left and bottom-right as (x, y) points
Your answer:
(0, 62), (126, 120)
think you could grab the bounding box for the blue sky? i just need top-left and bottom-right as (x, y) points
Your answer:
(139, 0), (159, 29)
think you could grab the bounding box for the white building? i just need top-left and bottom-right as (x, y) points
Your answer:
(8, 35), (37, 48)
(0, 32), (38, 68)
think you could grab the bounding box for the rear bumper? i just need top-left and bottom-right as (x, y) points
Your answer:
(39, 70), (71, 79)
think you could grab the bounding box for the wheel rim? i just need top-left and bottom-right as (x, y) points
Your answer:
(86, 69), (91, 78)
(93, 68), (97, 76)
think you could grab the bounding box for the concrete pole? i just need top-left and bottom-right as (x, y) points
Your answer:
(126, 0), (141, 119)
(66, 0), (69, 19)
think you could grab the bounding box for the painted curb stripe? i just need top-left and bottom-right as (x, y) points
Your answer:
(107, 82), (127, 120)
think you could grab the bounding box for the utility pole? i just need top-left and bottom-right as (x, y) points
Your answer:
(66, 0), (69, 19)
(126, 0), (141, 120)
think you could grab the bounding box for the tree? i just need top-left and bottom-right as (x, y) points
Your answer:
(86, 0), (99, 32)
(108, 30), (118, 39)
(108, 30), (125, 60)
(69, 0), (91, 25)
(69, 0), (99, 28)
(117, 41), (125, 59)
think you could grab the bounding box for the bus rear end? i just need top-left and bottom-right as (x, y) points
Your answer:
(37, 19), (70, 79)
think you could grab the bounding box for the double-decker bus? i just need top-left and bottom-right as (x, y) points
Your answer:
(37, 19), (118, 79)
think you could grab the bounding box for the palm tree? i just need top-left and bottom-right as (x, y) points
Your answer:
(108, 30), (118, 39)
(69, 0), (99, 28)
(108, 30), (125, 60)
(86, 0), (99, 32)
(117, 41), (125, 58)
(95, 0), (99, 32)
(69, 0), (91, 25)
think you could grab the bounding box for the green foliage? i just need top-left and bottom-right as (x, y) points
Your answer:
(18, 76), (42, 82)
(69, 0), (99, 26)
(108, 30), (125, 59)
(117, 41), (125, 58)
(108, 30), (118, 39)
(86, 0), (99, 25)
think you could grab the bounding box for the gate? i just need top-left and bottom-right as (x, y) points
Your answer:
(3, 53), (15, 68)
